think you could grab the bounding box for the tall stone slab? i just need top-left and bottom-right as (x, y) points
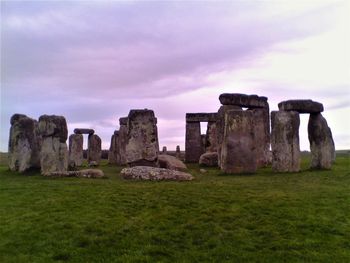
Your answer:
(8, 114), (41, 172)
(69, 134), (83, 167)
(108, 131), (119, 164)
(205, 121), (218, 152)
(271, 111), (300, 172)
(88, 134), (102, 164)
(216, 105), (242, 166)
(125, 109), (159, 167)
(185, 122), (202, 163)
(221, 110), (256, 173)
(118, 117), (128, 165)
(248, 107), (270, 167)
(308, 113), (335, 169)
(38, 115), (68, 175)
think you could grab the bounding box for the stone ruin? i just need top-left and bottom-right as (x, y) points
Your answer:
(7, 95), (336, 178)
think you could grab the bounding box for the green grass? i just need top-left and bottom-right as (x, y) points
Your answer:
(0, 155), (349, 262)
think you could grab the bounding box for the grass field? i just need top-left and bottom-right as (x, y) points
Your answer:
(0, 154), (349, 262)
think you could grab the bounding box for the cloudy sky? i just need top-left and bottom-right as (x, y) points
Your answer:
(1, 0), (349, 151)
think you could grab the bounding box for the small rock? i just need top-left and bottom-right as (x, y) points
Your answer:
(200, 169), (207, 173)
(199, 152), (218, 167)
(158, 154), (187, 171)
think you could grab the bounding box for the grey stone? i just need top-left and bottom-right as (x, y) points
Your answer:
(125, 109), (159, 166)
(219, 93), (268, 108)
(216, 105), (242, 166)
(199, 152), (218, 167)
(308, 113), (335, 169)
(158, 154), (187, 171)
(87, 134), (101, 165)
(278, 100), (323, 113)
(205, 121), (218, 152)
(46, 169), (104, 178)
(248, 107), (270, 167)
(118, 118), (128, 165)
(108, 133), (119, 164)
(176, 145), (181, 159)
(8, 114), (41, 172)
(38, 115), (68, 142)
(69, 134), (83, 167)
(186, 113), (217, 123)
(39, 115), (68, 175)
(162, 146), (167, 154)
(119, 117), (128, 126)
(220, 110), (257, 173)
(271, 111), (300, 172)
(185, 121), (203, 162)
(120, 166), (193, 181)
(73, 128), (95, 135)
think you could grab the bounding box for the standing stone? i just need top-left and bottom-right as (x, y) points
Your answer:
(221, 110), (256, 173)
(118, 117), (128, 165)
(205, 121), (218, 152)
(185, 122), (202, 162)
(108, 131), (119, 164)
(8, 114), (41, 172)
(88, 134), (102, 165)
(308, 113), (335, 169)
(69, 134), (83, 167)
(176, 145), (181, 159)
(271, 111), (300, 172)
(216, 105), (242, 166)
(248, 107), (270, 167)
(125, 109), (159, 167)
(162, 146), (167, 154)
(201, 134), (207, 154)
(38, 115), (68, 175)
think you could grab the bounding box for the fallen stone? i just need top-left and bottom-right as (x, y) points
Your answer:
(271, 111), (300, 172)
(46, 169), (104, 178)
(120, 166), (193, 181)
(73, 128), (95, 135)
(158, 154), (187, 171)
(88, 161), (98, 167)
(308, 113), (335, 169)
(199, 152), (218, 167)
(200, 169), (207, 173)
(278, 100), (324, 113)
(219, 93), (268, 108)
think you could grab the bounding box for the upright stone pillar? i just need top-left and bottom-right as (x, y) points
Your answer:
(88, 134), (101, 164)
(38, 115), (68, 175)
(162, 146), (167, 154)
(271, 111), (300, 172)
(108, 131), (119, 164)
(8, 114), (41, 172)
(176, 145), (181, 159)
(220, 110), (256, 173)
(185, 122), (202, 162)
(248, 107), (270, 167)
(308, 113), (335, 169)
(205, 121), (218, 152)
(69, 134), (83, 167)
(125, 109), (159, 167)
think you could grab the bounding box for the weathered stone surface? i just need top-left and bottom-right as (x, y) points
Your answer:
(38, 115), (68, 142)
(185, 122), (203, 162)
(201, 134), (207, 153)
(219, 93), (268, 108)
(108, 133), (118, 164)
(39, 115), (68, 175)
(73, 128), (95, 135)
(271, 111), (300, 172)
(220, 110), (257, 173)
(69, 134), (83, 167)
(205, 122), (218, 152)
(162, 146), (167, 154)
(278, 100), (323, 113)
(158, 154), (187, 171)
(87, 134), (101, 165)
(248, 107), (270, 167)
(199, 152), (218, 167)
(118, 118), (128, 165)
(216, 105), (242, 166)
(186, 113), (217, 123)
(125, 109), (159, 166)
(8, 114), (41, 172)
(308, 113), (335, 169)
(46, 169), (104, 178)
(120, 166), (193, 181)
